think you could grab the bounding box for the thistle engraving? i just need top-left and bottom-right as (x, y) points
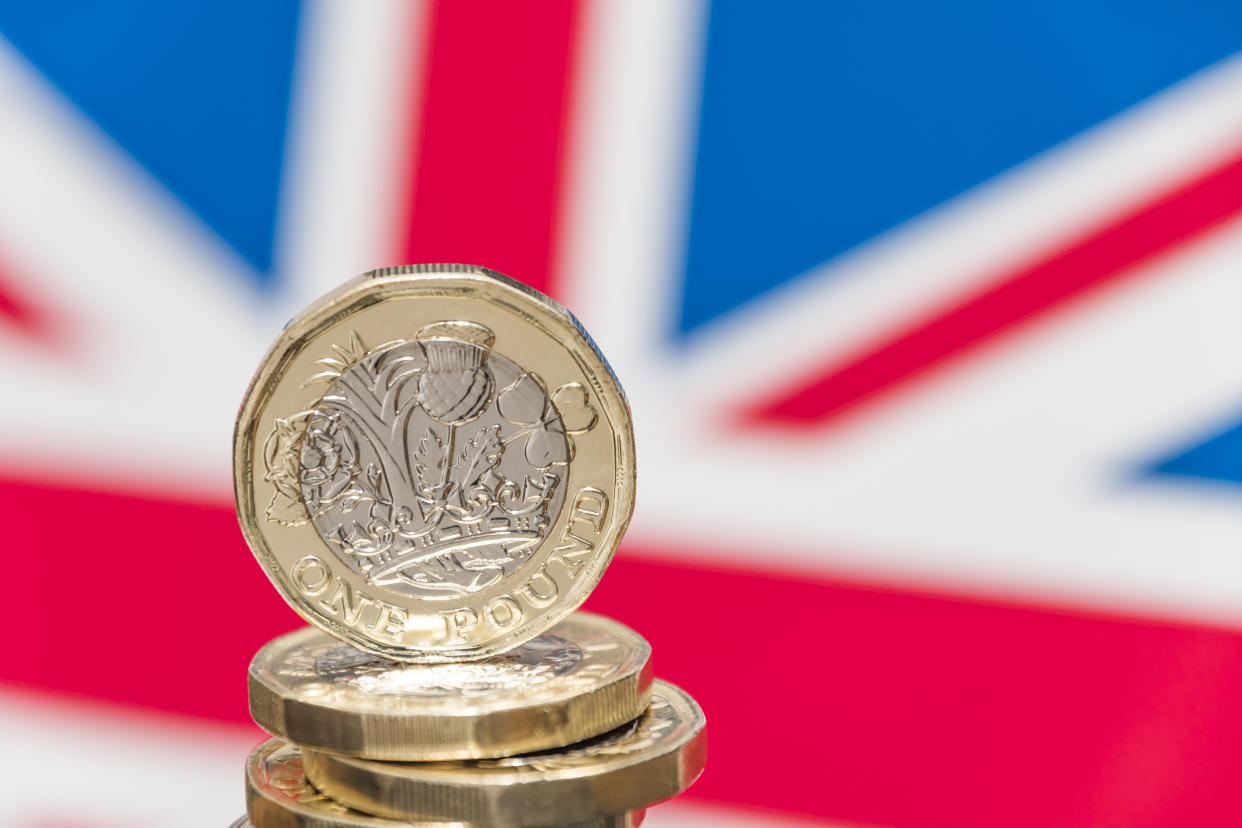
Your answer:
(262, 324), (597, 599)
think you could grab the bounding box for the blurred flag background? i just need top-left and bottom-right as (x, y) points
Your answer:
(3, 2), (1242, 826)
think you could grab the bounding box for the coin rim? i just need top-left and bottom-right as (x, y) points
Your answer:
(300, 681), (707, 826)
(248, 612), (654, 760)
(234, 264), (636, 662)
(245, 737), (465, 828)
(245, 738), (647, 828)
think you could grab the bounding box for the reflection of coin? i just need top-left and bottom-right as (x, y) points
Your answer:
(245, 739), (644, 828)
(235, 265), (635, 662)
(249, 612), (653, 760)
(303, 681), (706, 827)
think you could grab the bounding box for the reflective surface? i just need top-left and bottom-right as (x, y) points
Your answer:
(246, 738), (646, 828)
(302, 681), (706, 826)
(235, 265), (635, 662)
(249, 613), (653, 759)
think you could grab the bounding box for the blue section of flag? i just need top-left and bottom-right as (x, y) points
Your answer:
(1150, 416), (1242, 486)
(0, 1), (301, 285)
(679, 1), (1242, 332)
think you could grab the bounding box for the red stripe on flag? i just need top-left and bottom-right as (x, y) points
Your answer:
(0, 260), (61, 347)
(747, 147), (1242, 427)
(5, 476), (1242, 826)
(401, 0), (582, 298)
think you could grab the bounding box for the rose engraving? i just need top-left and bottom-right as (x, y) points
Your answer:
(300, 412), (359, 512)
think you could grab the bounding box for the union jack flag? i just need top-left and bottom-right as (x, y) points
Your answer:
(3, 2), (1242, 826)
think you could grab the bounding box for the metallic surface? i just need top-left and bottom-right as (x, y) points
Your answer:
(246, 738), (645, 828)
(235, 265), (635, 661)
(249, 612), (653, 760)
(302, 682), (706, 826)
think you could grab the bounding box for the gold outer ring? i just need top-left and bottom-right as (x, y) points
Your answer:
(245, 738), (645, 828)
(234, 265), (636, 662)
(302, 681), (706, 827)
(249, 612), (654, 760)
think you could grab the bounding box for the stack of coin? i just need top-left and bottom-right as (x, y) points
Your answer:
(230, 265), (706, 827)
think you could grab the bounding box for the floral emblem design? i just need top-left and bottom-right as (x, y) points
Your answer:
(299, 413), (360, 514)
(261, 324), (598, 599)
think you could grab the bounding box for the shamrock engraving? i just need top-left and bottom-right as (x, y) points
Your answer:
(497, 375), (598, 469)
(497, 373), (569, 469)
(551, 382), (598, 434)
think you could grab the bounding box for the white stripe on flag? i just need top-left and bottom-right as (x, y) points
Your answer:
(0, 687), (255, 827)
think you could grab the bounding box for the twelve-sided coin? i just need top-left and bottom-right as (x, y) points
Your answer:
(235, 265), (635, 662)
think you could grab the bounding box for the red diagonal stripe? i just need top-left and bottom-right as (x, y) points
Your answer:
(747, 147), (1242, 426)
(5, 475), (1242, 825)
(0, 261), (60, 346)
(401, 0), (582, 299)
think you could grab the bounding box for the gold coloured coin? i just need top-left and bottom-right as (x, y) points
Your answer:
(249, 612), (653, 760)
(235, 265), (635, 662)
(246, 739), (646, 828)
(302, 681), (706, 827)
